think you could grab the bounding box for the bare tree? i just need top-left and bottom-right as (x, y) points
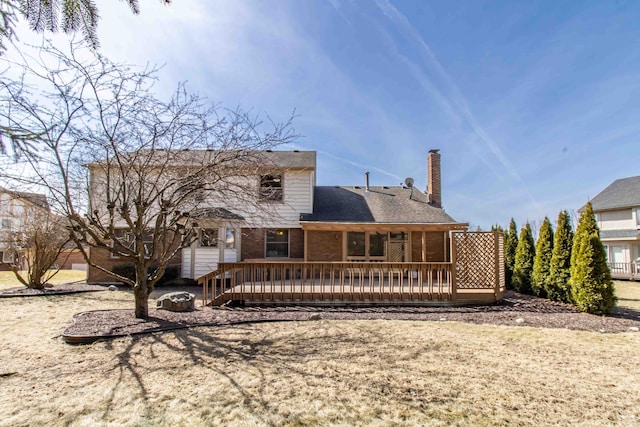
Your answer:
(0, 41), (297, 318)
(2, 210), (70, 289)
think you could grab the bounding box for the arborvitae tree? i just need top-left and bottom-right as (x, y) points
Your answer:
(570, 202), (616, 314)
(512, 222), (535, 294)
(571, 202), (598, 273)
(546, 210), (573, 302)
(570, 234), (616, 314)
(532, 217), (553, 297)
(504, 218), (518, 289)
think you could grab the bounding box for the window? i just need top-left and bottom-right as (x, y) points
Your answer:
(266, 229), (289, 257)
(112, 229), (135, 257)
(369, 233), (387, 257)
(200, 228), (218, 247)
(347, 232), (365, 257)
(259, 174), (283, 201)
(347, 231), (387, 259)
(225, 229), (236, 249)
(636, 209), (640, 227)
(1, 250), (14, 263)
(1, 218), (11, 230)
(111, 229), (153, 258)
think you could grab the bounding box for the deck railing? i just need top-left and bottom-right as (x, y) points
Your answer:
(608, 262), (640, 280)
(199, 262), (453, 305)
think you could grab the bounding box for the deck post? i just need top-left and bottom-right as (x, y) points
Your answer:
(494, 231), (501, 301)
(450, 232), (457, 302)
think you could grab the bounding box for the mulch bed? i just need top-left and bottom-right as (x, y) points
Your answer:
(60, 290), (640, 343)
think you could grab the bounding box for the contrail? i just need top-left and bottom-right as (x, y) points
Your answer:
(374, 0), (524, 185)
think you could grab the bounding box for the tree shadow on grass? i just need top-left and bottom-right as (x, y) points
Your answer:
(95, 321), (385, 425)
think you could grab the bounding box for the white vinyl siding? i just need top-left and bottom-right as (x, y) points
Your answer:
(183, 247), (219, 279)
(182, 227), (241, 279)
(598, 209), (634, 231)
(283, 170), (313, 212)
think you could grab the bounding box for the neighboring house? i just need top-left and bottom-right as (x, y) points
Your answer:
(590, 175), (640, 279)
(0, 187), (50, 270)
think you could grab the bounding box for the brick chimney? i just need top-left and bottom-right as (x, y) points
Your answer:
(427, 149), (441, 208)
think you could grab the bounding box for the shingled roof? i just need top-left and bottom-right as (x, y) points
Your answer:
(590, 176), (640, 211)
(301, 186), (458, 224)
(0, 187), (49, 210)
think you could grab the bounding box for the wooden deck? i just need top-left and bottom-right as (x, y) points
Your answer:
(200, 262), (501, 306)
(198, 231), (505, 307)
(608, 262), (640, 280)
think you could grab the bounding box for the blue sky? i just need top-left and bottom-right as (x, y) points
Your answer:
(12, 0), (640, 230)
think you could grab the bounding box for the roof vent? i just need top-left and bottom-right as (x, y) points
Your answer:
(293, 149), (300, 152)
(383, 186), (389, 189)
(265, 149), (272, 152)
(354, 186), (361, 189)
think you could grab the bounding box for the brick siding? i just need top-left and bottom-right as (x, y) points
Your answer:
(306, 230), (342, 261)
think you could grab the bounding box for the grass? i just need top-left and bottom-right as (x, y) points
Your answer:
(0, 290), (639, 426)
(614, 280), (640, 311)
(0, 270), (87, 291)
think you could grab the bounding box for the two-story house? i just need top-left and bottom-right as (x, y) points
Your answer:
(0, 187), (50, 270)
(87, 149), (466, 282)
(590, 175), (640, 279)
(87, 148), (505, 307)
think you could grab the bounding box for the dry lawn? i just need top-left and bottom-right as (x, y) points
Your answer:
(0, 290), (639, 426)
(615, 280), (640, 311)
(0, 270), (87, 291)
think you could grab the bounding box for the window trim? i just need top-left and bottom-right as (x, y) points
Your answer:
(265, 229), (289, 258)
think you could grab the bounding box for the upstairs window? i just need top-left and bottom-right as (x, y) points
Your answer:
(636, 209), (640, 227)
(1, 218), (11, 230)
(260, 174), (283, 201)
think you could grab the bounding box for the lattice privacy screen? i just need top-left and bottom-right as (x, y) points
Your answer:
(453, 232), (504, 290)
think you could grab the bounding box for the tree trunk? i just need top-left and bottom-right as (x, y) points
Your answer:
(134, 266), (150, 319)
(134, 287), (149, 319)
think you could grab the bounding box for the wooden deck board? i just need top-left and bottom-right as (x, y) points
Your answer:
(208, 278), (500, 306)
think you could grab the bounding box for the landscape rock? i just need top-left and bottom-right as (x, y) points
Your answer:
(515, 317), (524, 324)
(108, 285), (117, 291)
(629, 327), (639, 332)
(156, 292), (195, 312)
(309, 313), (322, 321)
